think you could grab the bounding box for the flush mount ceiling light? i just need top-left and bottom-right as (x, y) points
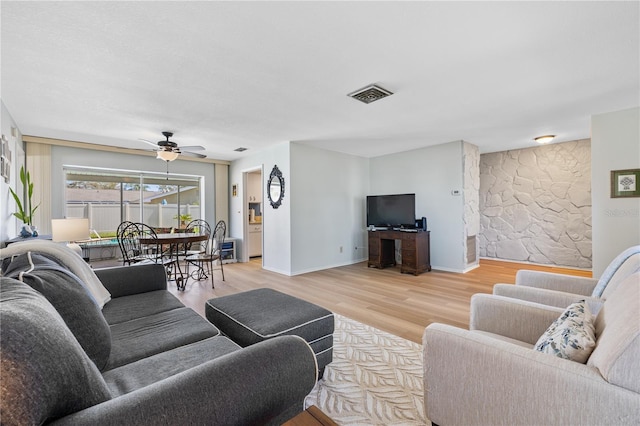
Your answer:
(157, 150), (179, 162)
(348, 84), (393, 104)
(534, 135), (556, 144)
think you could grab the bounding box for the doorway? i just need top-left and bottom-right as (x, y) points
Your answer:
(242, 167), (263, 264)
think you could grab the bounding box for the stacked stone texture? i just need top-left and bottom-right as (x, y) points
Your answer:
(479, 139), (591, 268)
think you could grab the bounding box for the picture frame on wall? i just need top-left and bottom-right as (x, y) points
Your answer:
(611, 169), (640, 198)
(1, 134), (10, 183)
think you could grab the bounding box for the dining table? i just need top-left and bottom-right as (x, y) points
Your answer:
(139, 232), (209, 291)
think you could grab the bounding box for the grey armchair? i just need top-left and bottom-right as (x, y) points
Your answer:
(423, 271), (640, 426)
(493, 245), (640, 313)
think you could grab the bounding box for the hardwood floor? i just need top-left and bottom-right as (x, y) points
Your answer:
(95, 257), (590, 344)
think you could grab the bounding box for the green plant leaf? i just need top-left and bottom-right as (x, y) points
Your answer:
(11, 166), (38, 226)
(9, 187), (25, 217)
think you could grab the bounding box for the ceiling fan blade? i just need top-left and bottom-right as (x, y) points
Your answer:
(138, 138), (159, 148)
(180, 151), (207, 159)
(177, 145), (205, 151)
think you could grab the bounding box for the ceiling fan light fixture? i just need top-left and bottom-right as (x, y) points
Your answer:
(534, 135), (556, 144)
(157, 150), (179, 162)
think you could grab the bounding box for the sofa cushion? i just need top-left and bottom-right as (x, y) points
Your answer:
(103, 336), (241, 396)
(0, 277), (111, 425)
(102, 290), (184, 325)
(534, 300), (596, 363)
(106, 307), (220, 370)
(588, 272), (640, 393)
(3, 252), (112, 370)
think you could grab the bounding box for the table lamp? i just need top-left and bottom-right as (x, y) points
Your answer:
(51, 218), (90, 257)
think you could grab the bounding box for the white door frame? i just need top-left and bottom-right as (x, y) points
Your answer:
(241, 166), (263, 265)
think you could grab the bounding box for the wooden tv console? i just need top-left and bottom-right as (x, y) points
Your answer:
(368, 230), (431, 275)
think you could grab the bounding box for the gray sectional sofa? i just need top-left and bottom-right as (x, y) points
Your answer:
(0, 241), (317, 425)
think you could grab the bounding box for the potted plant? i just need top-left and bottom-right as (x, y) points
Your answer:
(174, 213), (192, 228)
(9, 165), (40, 237)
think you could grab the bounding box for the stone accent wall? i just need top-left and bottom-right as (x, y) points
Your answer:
(479, 139), (592, 268)
(463, 142), (480, 266)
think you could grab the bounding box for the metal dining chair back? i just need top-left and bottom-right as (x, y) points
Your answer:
(119, 222), (162, 265)
(185, 220), (225, 287)
(116, 221), (136, 265)
(211, 220), (227, 281)
(185, 219), (212, 255)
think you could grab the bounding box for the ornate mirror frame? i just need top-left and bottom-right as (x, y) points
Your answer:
(267, 165), (285, 209)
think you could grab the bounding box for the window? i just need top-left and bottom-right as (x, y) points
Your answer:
(64, 166), (202, 237)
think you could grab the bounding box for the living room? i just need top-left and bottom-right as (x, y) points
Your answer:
(1, 2), (639, 425)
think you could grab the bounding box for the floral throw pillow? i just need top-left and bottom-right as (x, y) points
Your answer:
(534, 300), (596, 364)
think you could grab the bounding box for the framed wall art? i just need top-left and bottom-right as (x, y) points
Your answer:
(1, 134), (10, 183)
(611, 169), (640, 198)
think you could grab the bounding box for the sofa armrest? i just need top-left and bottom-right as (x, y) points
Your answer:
(94, 264), (167, 298)
(423, 323), (640, 426)
(51, 335), (317, 426)
(470, 294), (563, 345)
(515, 270), (597, 295)
(494, 284), (605, 314)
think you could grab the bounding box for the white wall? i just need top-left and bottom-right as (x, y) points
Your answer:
(229, 142), (369, 275)
(369, 140), (466, 272)
(0, 100), (24, 242)
(290, 143), (369, 274)
(49, 145), (218, 227)
(591, 107), (640, 276)
(229, 142), (291, 275)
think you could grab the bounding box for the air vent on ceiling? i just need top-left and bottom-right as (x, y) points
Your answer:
(234, 147), (248, 152)
(348, 84), (393, 104)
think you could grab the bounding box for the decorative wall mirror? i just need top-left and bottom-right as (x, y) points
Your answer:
(267, 165), (285, 209)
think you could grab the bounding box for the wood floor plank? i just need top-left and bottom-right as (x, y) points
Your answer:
(94, 258), (591, 344)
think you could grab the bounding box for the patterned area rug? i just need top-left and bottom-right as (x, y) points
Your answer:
(304, 314), (426, 425)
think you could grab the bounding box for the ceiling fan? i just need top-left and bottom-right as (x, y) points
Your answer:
(139, 131), (206, 161)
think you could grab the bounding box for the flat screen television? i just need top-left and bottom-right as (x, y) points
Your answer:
(366, 193), (416, 229)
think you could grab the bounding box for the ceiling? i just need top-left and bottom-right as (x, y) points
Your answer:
(1, 1), (638, 162)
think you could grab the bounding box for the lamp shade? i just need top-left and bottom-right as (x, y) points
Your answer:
(157, 150), (179, 161)
(51, 218), (90, 242)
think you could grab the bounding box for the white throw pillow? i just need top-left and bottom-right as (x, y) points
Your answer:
(534, 300), (596, 364)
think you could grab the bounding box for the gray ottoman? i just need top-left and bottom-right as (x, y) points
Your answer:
(205, 288), (334, 377)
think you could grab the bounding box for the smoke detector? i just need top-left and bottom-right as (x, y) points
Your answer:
(348, 84), (393, 104)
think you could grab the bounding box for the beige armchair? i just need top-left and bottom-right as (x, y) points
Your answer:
(493, 245), (640, 313)
(423, 271), (640, 426)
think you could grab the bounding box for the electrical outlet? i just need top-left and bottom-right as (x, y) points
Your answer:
(451, 189), (461, 196)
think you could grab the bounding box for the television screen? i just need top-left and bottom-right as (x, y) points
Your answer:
(366, 193), (416, 228)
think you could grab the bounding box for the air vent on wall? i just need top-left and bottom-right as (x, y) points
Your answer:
(348, 84), (393, 104)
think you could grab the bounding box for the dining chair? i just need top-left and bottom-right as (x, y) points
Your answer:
(116, 221), (135, 265)
(184, 219), (212, 257)
(119, 223), (176, 271)
(212, 220), (227, 282)
(186, 220), (226, 288)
